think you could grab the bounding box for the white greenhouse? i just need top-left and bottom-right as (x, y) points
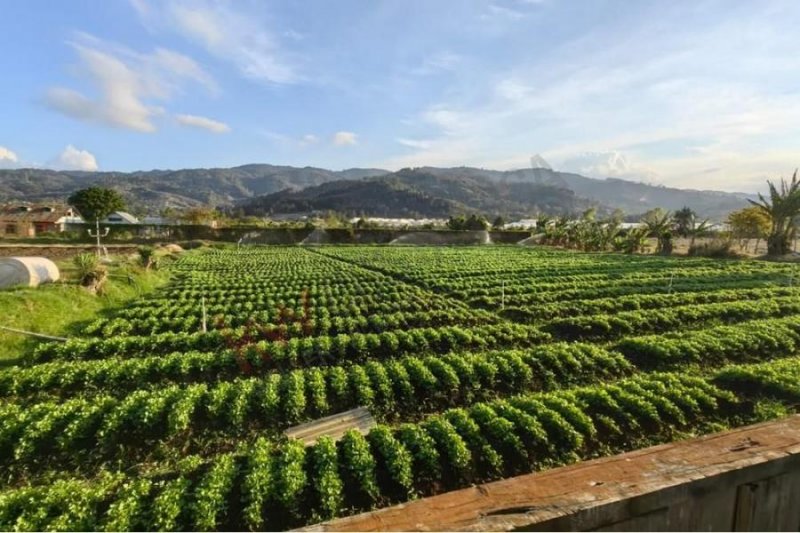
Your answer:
(0, 257), (60, 289)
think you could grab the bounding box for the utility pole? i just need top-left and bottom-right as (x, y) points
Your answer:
(87, 218), (110, 257)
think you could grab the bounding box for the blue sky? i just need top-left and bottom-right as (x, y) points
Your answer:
(1, 0), (799, 192)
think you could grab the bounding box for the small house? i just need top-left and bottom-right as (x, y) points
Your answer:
(0, 204), (77, 237)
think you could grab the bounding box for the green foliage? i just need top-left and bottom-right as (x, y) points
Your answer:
(446, 214), (489, 231)
(138, 246), (157, 269)
(748, 170), (800, 255)
(2, 246), (799, 531)
(68, 186), (126, 222)
(338, 430), (380, 509)
(310, 436), (343, 520)
(192, 453), (238, 530)
(241, 438), (273, 530)
(152, 477), (190, 531)
(274, 440), (307, 520)
(73, 252), (102, 281)
(727, 206), (771, 252)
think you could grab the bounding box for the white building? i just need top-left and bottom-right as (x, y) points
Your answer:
(103, 211), (140, 224)
(504, 219), (538, 230)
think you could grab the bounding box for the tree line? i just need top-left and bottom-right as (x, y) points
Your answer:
(64, 171), (800, 257)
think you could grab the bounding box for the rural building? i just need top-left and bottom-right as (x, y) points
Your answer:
(102, 211), (140, 224)
(504, 218), (538, 229)
(0, 204), (77, 237)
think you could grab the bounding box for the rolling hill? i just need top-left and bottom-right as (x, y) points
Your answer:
(0, 164), (751, 219)
(238, 169), (599, 218)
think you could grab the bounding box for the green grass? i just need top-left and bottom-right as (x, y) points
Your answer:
(0, 257), (171, 364)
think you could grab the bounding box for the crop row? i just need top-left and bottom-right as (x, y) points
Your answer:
(314, 247), (789, 287)
(32, 323), (549, 367)
(542, 297), (800, 341)
(1, 341), (624, 400)
(0, 373), (735, 531)
(418, 262), (774, 292)
(448, 267), (782, 300)
(501, 286), (798, 322)
(120, 289), (454, 317)
(713, 356), (800, 403)
(616, 315), (800, 370)
(475, 273), (788, 308)
(84, 308), (497, 338)
(155, 283), (429, 304)
(14, 315), (796, 401)
(0, 345), (631, 465)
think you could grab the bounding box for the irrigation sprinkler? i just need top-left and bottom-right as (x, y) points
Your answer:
(501, 279), (505, 310)
(87, 219), (110, 257)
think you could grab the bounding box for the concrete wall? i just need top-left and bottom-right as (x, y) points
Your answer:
(306, 416), (800, 532)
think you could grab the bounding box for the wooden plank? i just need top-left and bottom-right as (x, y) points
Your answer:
(284, 407), (376, 446)
(300, 415), (800, 532)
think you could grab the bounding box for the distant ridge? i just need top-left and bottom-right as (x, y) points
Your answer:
(0, 164), (751, 219)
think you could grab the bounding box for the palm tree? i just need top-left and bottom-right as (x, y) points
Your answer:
(687, 219), (711, 250)
(642, 209), (674, 255)
(673, 207), (696, 238)
(614, 226), (649, 254)
(749, 171), (800, 256)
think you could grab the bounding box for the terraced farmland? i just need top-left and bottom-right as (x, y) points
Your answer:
(2, 245), (800, 531)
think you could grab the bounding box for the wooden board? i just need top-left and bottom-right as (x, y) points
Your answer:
(284, 406), (376, 446)
(300, 415), (800, 531)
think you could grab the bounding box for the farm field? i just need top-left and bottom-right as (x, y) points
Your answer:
(2, 245), (800, 530)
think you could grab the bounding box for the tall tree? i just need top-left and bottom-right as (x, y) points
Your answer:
(687, 219), (711, 249)
(727, 206), (771, 253)
(749, 171), (800, 256)
(181, 207), (218, 225)
(641, 208), (674, 255)
(673, 206), (696, 237)
(68, 187), (125, 222)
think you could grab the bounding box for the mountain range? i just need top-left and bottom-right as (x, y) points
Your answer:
(0, 164), (751, 220)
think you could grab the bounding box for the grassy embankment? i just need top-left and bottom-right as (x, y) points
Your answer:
(0, 256), (171, 364)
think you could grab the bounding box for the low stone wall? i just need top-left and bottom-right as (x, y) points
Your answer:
(0, 244), (141, 260)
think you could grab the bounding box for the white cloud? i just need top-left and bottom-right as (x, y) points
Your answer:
(45, 34), (217, 133)
(397, 138), (433, 150)
(0, 146), (19, 165)
(259, 131), (321, 148)
(560, 151), (659, 181)
(422, 107), (467, 135)
(495, 79), (531, 101)
(134, 0), (298, 84)
(333, 131), (358, 146)
(301, 134), (319, 145)
(51, 145), (98, 171)
(283, 29), (304, 41)
(176, 114), (231, 133)
(411, 51), (462, 75)
(380, 6), (800, 193)
(128, 0), (149, 18)
(485, 4), (526, 21)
